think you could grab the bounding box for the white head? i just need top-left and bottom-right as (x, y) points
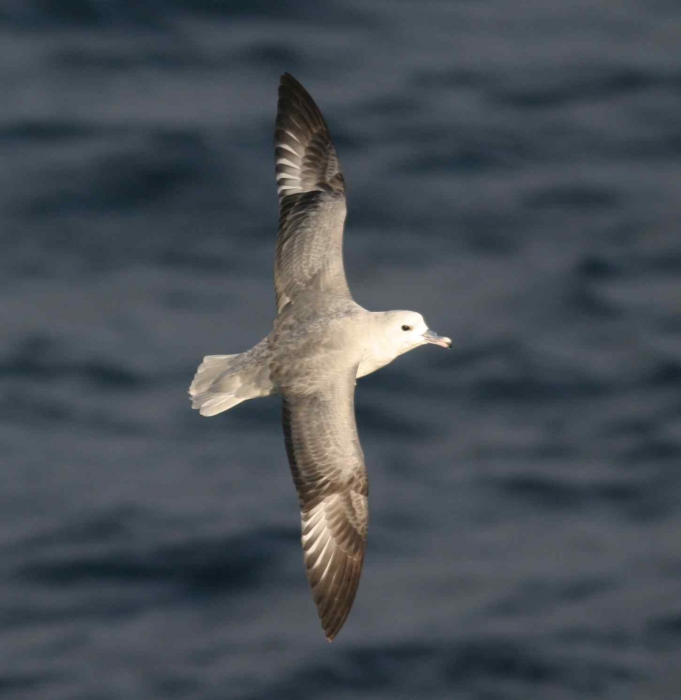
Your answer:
(380, 310), (451, 357)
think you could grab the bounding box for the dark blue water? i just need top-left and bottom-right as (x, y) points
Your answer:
(1, 2), (681, 698)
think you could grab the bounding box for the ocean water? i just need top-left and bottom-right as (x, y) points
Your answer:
(1, 1), (681, 698)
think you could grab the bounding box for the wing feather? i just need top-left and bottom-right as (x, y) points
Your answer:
(281, 367), (368, 641)
(274, 74), (351, 312)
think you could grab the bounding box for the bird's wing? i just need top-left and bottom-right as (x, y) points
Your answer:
(280, 365), (368, 641)
(274, 73), (351, 313)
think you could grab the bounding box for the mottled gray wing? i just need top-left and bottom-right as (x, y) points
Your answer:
(274, 73), (350, 313)
(281, 367), (368, 641)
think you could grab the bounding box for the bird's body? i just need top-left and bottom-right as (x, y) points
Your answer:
(189, 74), (450, 640)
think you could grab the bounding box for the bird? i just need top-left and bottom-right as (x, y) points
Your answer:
(189, 73), (451, 641)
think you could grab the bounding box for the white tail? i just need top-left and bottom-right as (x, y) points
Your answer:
(189, 342), (274, 417)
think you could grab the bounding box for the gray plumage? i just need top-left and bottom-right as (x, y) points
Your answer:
(275, 73), (348, 312)
(189, 73), (451, 641)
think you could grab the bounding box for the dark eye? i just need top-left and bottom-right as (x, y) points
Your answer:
(401, 325), (412, 331)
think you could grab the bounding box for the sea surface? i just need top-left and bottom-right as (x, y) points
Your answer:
(1, 2), (680, 698)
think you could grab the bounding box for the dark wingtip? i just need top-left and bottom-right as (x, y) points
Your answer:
(280, 72), (304, 91)
(278, 73), (315, 105)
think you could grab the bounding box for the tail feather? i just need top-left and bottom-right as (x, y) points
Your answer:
(194, 391), (246, 417)
(189, 344), (273, 417)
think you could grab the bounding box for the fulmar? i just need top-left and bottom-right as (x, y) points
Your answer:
(190, 74), (450, 641)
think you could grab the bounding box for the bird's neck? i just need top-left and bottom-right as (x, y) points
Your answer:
(355, 314), (401, 379)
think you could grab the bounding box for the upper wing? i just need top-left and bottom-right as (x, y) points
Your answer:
(274, 73), (351, 313)
(280, 367), (368, 641)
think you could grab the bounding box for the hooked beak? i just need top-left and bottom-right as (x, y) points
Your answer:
(423, 328), (452, 349)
